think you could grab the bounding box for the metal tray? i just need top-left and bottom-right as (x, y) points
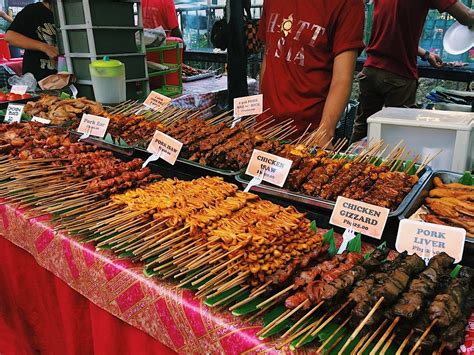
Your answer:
(182, 72), (214, 82)
(69, 131), (134, 157)
(134, 147), (245, 177)
(401, 170), (473, 243)
(235, 166), (433, 218)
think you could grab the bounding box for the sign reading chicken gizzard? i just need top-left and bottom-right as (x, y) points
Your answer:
(330, 196), (390, 240)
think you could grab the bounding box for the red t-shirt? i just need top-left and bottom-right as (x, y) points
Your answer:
(142, 0), (179, 30)
(257, 0), (365, 132)
(365, 0), (456, 79)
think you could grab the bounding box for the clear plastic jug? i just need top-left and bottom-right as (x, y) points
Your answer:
(89, 56), (126, 104)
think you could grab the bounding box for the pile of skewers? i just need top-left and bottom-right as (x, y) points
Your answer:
(0, 122), (160, 215)
(253, 249), (473, 354)
(252, 135), (435, 211)
(106, 101), (296, 171)
(420, 176), (474, 237)
(23, 94), (104, 125)
(0, 122), (472, 353)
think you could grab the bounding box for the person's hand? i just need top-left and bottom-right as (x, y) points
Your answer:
(41, 44), (59, 60)
(427, 52), (443, 68)
(313, 127), (334, 149)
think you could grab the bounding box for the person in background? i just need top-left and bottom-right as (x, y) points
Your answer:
(0, 10), (13, 32)
(142, 0), (183, 38)
(350, 0), (474, 144)
(4, 0), (57, 81)
(258, 1), (365, 146)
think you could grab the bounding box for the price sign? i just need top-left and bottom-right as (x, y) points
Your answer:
(245, 149), (293, 188)
(146, 130), (183, 165)
(32, 116), (51, 124)
(396, 219), (465, 263)
(144, 92), (172, 112)
(234, 94), (263, 117)
(330, 197), (390, 240)
(77, 114), (110, 139)
(10, 85), (28, 95)
(4, 104), (24, 123)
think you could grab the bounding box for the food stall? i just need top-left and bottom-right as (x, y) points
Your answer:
(0, 91), (472, 354)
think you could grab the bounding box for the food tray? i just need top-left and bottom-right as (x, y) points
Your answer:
(69, 131), (134, 157)
(401, 170), (473, 241)
(235, 166), (433, 218)
(182, 72), (214, 82)
(134, 147), (245, 179)
(0, 95), (40, 110)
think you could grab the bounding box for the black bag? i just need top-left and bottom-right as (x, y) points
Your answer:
(211, 1), (261, 54)
(211, 18), (229, 51)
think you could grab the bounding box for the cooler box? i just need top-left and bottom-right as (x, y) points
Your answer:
(367, 107), (473, 173)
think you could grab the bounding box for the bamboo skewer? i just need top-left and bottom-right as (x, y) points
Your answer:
(396, 329), (414, 355)
(256, 284), (294, 309)
(338, 296), (385, 354)
(409, 319), (437, 355)
(357, 319), (389, 354)
(370, 316), (400, 355)
(256, 299), (310, 337)
(281, 301), (324, 339)
(316, 315), (352, 354)
(351, 333), (369, 355)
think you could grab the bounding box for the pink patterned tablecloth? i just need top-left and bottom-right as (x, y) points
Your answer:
(0, 200), (289, 354)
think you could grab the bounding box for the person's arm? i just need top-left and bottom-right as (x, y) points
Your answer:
(418, 46), (443, 68)
(445, 1), (474, 26)
(0, 10), (13, 23)
(318, 50), (358, 145)
(4, 30), (58, 59)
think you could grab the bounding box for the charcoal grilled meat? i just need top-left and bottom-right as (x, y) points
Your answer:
(429, 266), (474, 327)
(373, 253), (425, 303)
(390, 252), (454, 320)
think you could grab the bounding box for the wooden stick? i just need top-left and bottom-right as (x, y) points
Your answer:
(228, 281), (272, 312)
(310, 299), (351, 337)
(338, 296), (384, 354)
(395, 329), (414, 355)
(256, 299), (310, 337)
(380, 332), (396, 355)
(275, 311), (329, 350)
(212, 285), (250, 308)
(409, 319), (437, 355)
(358, 319), (389, 354)
(351, 333), (369, 355)
(281, 301), (324, 339)
(316, 315), (352, 353)
(256, 284), (294, 309)
(370, 316), (400, 355)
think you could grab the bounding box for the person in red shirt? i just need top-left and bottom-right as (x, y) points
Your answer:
(350, 0), (474, 144)
(142, 0), (182, 38)
(257, 0), (365, 145)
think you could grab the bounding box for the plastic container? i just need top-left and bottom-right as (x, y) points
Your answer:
(89, 57), (126, 104)
(367, 107), (474, 173)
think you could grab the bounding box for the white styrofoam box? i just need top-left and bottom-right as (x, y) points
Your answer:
(367, 107), (473, 173)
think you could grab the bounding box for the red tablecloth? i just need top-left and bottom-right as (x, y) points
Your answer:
(0, 201), (283, 354)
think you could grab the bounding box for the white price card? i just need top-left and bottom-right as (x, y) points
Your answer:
(32, 116), (51, 124)
(144, 91), (172, 112)
(245, 149), (293, 188)
(234, 94), (263, 117)
(329, 196), (390, 240)
(10, 85), (28, 95)
(396, 219), (465, 263)
(77, 114), (110, 139)
(146, 130), (183, 165)
(4, 104), (24, 124)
